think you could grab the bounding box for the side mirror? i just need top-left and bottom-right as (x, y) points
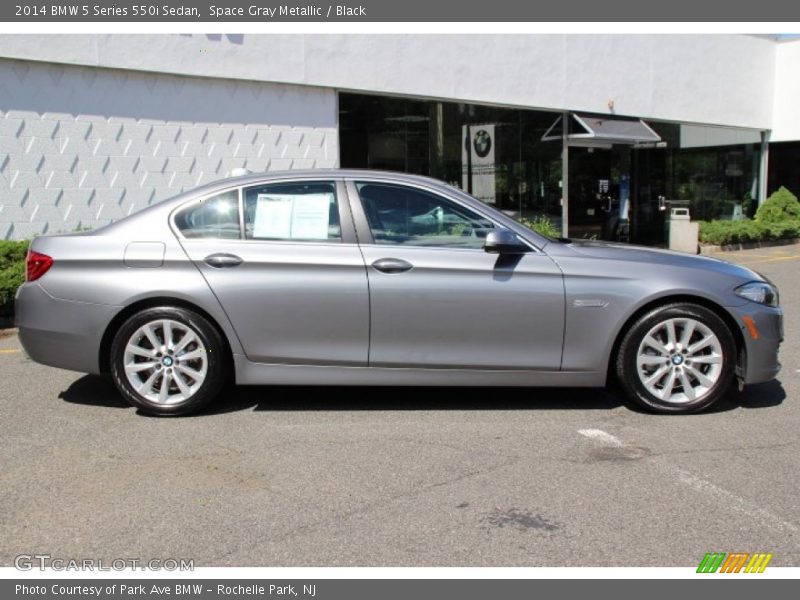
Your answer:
(483, 228), (529, 254)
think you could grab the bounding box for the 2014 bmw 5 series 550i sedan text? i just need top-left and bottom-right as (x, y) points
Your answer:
(15, 170), (782, 415)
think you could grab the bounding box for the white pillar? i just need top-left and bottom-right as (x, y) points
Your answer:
(758, 130), (770, 205)
(561, 112), (569, 238)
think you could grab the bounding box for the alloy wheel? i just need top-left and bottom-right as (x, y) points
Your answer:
(635, 317), (723, 404)
(123, 319), (209, 405)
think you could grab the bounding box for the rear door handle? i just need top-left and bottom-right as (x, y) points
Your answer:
(371, 258), (413, 274)
(204, 253), (243, 268)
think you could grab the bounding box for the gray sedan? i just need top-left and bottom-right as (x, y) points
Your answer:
(15, 170), (782, 415)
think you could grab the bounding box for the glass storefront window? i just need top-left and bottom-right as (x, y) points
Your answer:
(339, 93), (764, 247)
(339, 93), (562, 223)
(768, 141), (800, 199)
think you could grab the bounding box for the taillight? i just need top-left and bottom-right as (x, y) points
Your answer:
(26, 250), (53, 282)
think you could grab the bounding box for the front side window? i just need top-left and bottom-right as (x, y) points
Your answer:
(174, 189), (241, 239)
(243, 181), (341, 242)
(356, 182), (494, 248)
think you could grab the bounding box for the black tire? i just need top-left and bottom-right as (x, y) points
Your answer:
(615, 303), (736, 414)
(110, 306), (228, 416)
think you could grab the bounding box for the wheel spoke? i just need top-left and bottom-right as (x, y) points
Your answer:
(158, 373), (171, 403)
(688, 336), (714, 354)
(138, 370), (159, 395)
(125, 361), (158, 373)
(689, 354), (721, 365)
(678, 371), (696, 401)
(177, 364), (202, 382)
(173, 329), (196, 354)
(686, 366), (715, 388)
(163, 320), (173, 350)
(127, 344), (156, 359)
(638, 355), (669, 366)
(665, 320), (677, 346)
(173, 370), (192, 397)
(644, 335), (668, 354)
(659, 370), (677, 400)
(679, 320), (696, 347)
(143, 324), (161, 351)
(645, 364), (670, 386)
(178, 348), (205, 362)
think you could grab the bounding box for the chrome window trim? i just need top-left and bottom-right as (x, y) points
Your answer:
(170, 177), (357, 245)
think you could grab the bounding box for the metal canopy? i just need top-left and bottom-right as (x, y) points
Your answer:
(542, 113), (662, 146)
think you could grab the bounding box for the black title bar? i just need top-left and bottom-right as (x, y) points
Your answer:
(2, 0), (800, 22)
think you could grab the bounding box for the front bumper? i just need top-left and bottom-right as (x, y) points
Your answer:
(727, 303), (783, 384)
(15, 283), (118, 375)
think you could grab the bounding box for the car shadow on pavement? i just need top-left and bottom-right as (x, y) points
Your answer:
(214, 385), (627, 414)
(58, 374), (130, 409)
(710, 379), (786, 412)
(58, 374), (786, 416)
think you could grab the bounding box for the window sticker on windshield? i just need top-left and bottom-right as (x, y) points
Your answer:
(253, 193), (332, 239)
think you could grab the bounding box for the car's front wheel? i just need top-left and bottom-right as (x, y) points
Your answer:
(616, 303), (736, 414)
(110, 307), (228, 416)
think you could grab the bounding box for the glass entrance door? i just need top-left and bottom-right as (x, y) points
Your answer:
(567, 145), (631, 241)
(630, 147), (668, 246)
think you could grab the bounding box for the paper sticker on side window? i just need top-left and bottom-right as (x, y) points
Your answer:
(253, 193), (332, 240)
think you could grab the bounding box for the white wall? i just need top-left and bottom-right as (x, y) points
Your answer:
(771, 40), (800, 142)
(0, 34), (787, 240)
(0, 34), (777, 129)
(0, 58), (337, 239)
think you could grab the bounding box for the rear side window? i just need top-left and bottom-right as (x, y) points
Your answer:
(174, 190), (241, 239)
(243, 181), (341, 242)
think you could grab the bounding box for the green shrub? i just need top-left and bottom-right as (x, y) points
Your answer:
(755, 186), (800, 223)
(518, 215), (561, 239)
(698, 219), (800, 246)
(0, 240), (29, 318)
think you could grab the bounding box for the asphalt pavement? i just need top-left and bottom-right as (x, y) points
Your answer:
(1, 244), (798, 567)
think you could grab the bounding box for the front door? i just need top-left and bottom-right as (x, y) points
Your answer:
(349, 180), (565, 370)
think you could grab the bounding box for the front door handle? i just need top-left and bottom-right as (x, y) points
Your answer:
(371, 258), (413, 274)
(204, 253), (243, 268)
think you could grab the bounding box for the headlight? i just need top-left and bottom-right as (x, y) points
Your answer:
(734, 281), (779, 307)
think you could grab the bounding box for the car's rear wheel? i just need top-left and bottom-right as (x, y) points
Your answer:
(110, 307), (227, 416)
(616, 303), (736, 414)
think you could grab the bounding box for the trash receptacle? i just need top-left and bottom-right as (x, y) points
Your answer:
(668, 207), (699, 254)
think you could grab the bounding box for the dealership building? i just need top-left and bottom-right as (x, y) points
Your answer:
(1, 33), (799, 243)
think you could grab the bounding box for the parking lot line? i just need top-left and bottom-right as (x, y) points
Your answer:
(577, 428), (625, 446)
(577, 428), (799, 536)
(0, 349), (20, 354)
(737, 255), (800, 265)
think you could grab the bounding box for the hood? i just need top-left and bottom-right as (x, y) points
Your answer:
(555, 240), (765, 282)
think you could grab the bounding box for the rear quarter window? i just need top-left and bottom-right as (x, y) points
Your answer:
(174, 190), (241, 239)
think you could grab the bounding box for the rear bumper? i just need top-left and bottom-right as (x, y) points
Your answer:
(15, 283), (118, 375)
(727, 303), (783, 385)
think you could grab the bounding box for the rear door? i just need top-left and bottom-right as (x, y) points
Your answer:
(175, 179), (369, 366)
(347, 179), (565, 370)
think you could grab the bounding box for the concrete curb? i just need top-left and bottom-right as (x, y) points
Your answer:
(699, 237), (800, 255)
